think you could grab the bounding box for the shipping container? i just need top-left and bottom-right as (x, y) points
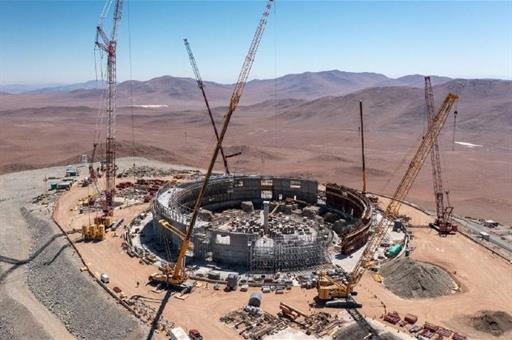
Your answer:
(386, 244), (402, 258)
(404, 313), (418, 324)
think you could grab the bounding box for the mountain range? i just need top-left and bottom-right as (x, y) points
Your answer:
(0, 70), (453, 96)
(2, 70), (506, 113)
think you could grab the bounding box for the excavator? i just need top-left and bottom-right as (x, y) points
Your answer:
(148, 0), (274, 287)
(317, 92), (459, 301)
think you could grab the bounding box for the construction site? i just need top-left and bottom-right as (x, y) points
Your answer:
(1, 1), (512, 340)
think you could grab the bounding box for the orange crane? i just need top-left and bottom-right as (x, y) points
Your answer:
(183, 38), (231, 175)
(149, 0), (274, 287)
(318, 93), (459, 300)
(424, 76), (457, 235)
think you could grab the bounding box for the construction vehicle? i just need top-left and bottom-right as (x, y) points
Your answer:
(82, 0), (123, 241)
(317, 93), (459, 301)
(424, 76), (457, 235)
(188, 329), (203, 340)
(148, 0), (274, 287)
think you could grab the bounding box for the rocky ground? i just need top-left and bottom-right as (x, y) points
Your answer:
(0, 160), (150, 339)
(469, 311), (512, 337)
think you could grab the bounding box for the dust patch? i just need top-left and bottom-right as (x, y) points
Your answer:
(468, 310), (512, 337)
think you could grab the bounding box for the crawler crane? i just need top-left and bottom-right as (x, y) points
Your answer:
(318, 93), (459, 300)
(149, 0), (274, 287)
(82, 0), (123, 241)
(424, 76), (457, 235)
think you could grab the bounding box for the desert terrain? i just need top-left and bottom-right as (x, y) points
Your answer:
(1, 71), (511, 224)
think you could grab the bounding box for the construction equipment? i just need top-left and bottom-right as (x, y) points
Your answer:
(318, 93), (459, 300)
(184, 38), (231, 175)
(359, 101), (367, 194)
(82, 0), (123, 241)
(82, 223), (106, 241)
(424, 76), (457, 235)
(95, 0), (123, 217)
(148, 0), (274, 287)
(452, 109), (458, 151)
(88, 142), (99, 182)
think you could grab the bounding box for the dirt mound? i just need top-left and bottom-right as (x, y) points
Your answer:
(470, 311), (512, 337)
(380, 257), (457, 298)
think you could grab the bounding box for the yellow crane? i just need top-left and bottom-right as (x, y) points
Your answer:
(318, 93), (459, 300)
(149, 0), (274, 287)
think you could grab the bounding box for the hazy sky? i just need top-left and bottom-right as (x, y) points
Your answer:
(0, 0), (510, 85)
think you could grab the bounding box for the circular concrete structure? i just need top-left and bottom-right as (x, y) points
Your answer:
(152, 175), (372, 272)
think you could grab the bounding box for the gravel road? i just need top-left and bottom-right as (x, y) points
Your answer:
(0, 159), (151, 339)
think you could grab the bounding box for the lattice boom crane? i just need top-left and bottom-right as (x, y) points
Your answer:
(95, 0), (123, 216)
(425, 76), (456, 234)
(183, 38), (231, 175)
(318, 93), (459, 300)
(149, 0), (274, 286)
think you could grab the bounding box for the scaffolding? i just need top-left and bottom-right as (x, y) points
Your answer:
(249, 234), (328, 272)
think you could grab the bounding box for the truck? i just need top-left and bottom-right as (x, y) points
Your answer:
(188, 329), (203, 340)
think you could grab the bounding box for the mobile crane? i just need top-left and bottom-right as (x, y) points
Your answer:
(318, 93), (459, 300)
(149, 0), (274, 287)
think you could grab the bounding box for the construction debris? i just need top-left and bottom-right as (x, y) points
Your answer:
(117, 165), (201, 179)
(124, 295), (176, 336)
(278, 302), (344, 337)
(220, 308), (287, 339)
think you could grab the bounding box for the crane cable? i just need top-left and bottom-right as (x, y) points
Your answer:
(270, 1), (278, 176)
(127, 0), (137, 197)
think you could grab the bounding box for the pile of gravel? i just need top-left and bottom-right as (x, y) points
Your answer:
(22, 207), (146, 339)
(471, 310), (512, 337)
(380, 257), (456, 299)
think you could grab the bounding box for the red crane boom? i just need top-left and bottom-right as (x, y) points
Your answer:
(95, 0), (124, 216)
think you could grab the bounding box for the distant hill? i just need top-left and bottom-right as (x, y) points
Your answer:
(263, 79), (512, 144)
(0, 83), (66, 94)
(26, 80), (106, 94)
(1, 70), (457, 109)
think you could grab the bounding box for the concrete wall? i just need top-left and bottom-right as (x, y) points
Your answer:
(152, 176), (323, 268)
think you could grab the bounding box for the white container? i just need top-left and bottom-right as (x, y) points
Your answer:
(170, 327), (191, 340)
